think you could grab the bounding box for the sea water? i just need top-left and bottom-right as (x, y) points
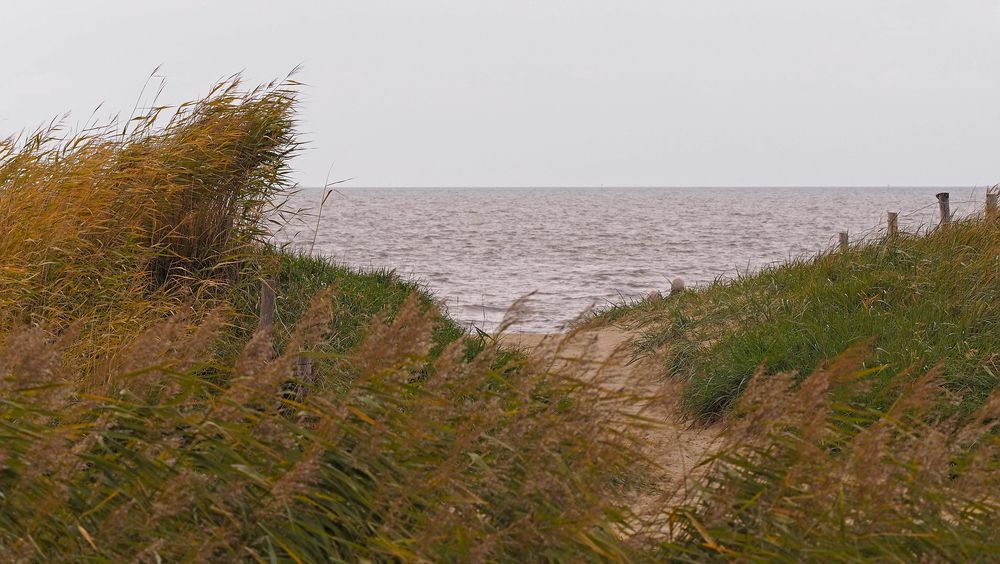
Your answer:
(278, 186), (984, 332)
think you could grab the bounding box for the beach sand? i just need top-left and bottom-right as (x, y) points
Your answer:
(503, 326), (720, 521)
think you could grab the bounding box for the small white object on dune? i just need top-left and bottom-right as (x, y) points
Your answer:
(647, 290), (662, 301)
(670, 277), (685, 296)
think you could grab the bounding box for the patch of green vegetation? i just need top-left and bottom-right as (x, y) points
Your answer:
(603, 218), (1000, 421)
(221, 250), (464, 358)
(213, 250), (470, 397)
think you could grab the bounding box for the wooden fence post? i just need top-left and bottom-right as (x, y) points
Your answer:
(259, 277), (276, 333)
(936, 192), (951, 227)
(839, 231), (849, 252)
(259, 278), (314, 406)
(887, 212), (898, 238)
(296, 355), (314, 381)
(986, 192), (999, 222)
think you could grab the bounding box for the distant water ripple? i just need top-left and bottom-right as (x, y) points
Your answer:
(279, 187), (981, 332)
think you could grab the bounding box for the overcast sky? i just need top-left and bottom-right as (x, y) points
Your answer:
(3, 1), (999, 187)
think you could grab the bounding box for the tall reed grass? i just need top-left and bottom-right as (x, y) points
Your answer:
(0, 75), (299, 381)
(0, 297), (648, 561)
(658, 343), (1000, 561)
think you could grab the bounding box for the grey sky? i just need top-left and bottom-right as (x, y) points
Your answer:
(3, 1), (999, 187)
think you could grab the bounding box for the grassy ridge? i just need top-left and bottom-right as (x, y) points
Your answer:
(604, 213), (1000, 422)
(602, 209), (1000, 560)
(221, 251), (466, 373)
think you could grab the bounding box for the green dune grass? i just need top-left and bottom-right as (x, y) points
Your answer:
(600, 213), (1000, 423)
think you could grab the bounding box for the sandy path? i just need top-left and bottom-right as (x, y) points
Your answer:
(503, 326), (720, 518)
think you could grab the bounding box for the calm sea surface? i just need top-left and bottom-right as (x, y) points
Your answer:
(278, 187), (983, 332)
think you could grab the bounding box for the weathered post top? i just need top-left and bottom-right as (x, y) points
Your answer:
(936, 192), (951, 226)
(669, 277), (685, 296)
(887, 212), (899, 238)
